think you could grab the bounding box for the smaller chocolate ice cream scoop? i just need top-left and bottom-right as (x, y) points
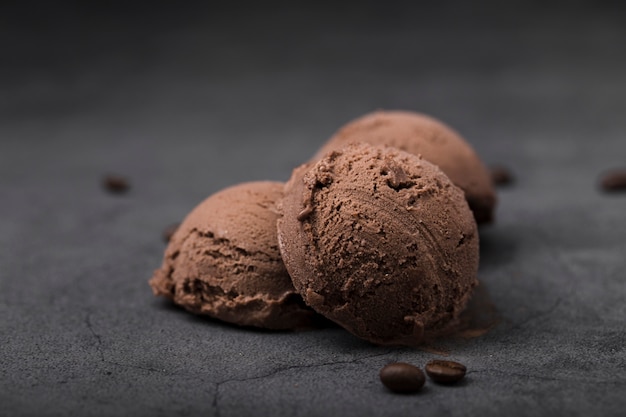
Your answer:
(312, 110), (496, 224)
(279, 144), (479, 346)
(149, 181), (317, 330)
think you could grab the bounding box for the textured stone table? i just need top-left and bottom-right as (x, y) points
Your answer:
(1, 2), (625, 416)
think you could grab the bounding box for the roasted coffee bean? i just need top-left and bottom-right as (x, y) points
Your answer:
(103, 175), (130, 193)
(162, 223), (180, 243)
(425, 360), (466, 384)
(490, 165), (514, 186)
(379, 362), (425, 393)
(600, 169), (626, 192)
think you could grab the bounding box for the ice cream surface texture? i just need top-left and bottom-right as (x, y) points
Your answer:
(150, 181), (316, 330)
(279, 144), (479, 346)
(312, 110), (496, 224)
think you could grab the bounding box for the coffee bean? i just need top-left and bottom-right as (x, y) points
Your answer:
(425, 360), (466, 384)
(163, 223), (180, 243)
(103, 175), (130, 194)
(379, 362), (425, 393)
(490, 165), (514, 186)
(600, 169), (626, 192)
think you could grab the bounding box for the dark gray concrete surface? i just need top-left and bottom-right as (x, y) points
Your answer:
(1, 2), (625, 416)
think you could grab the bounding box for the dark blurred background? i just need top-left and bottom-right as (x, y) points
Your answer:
(3, 2), (626, 165)
(3, 1), (626, 207)
(2, 1), (626, 196)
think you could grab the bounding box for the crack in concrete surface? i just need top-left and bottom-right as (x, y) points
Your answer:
(211, 349), (394, 415)
(84, 311), (398, 416)
(85, 312), (105, 363)
(85, 312), (170, 375)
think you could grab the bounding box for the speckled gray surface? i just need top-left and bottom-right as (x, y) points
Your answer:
(1, 2), (626, 416)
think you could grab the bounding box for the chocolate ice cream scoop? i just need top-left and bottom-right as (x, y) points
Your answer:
(278, 144), (479, 346)
(149, 181), (317, 330)
(312, 110), (496, 224)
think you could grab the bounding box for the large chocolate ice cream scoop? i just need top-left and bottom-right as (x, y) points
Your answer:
(279, 144), (479, 346)
(312, 110), (496, 224)
(150, 181), (317, 329)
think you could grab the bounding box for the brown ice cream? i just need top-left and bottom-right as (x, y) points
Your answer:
(312, 110), (496, 224)
(278, 144), (479, 346)
(149, 181), (317, 330)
